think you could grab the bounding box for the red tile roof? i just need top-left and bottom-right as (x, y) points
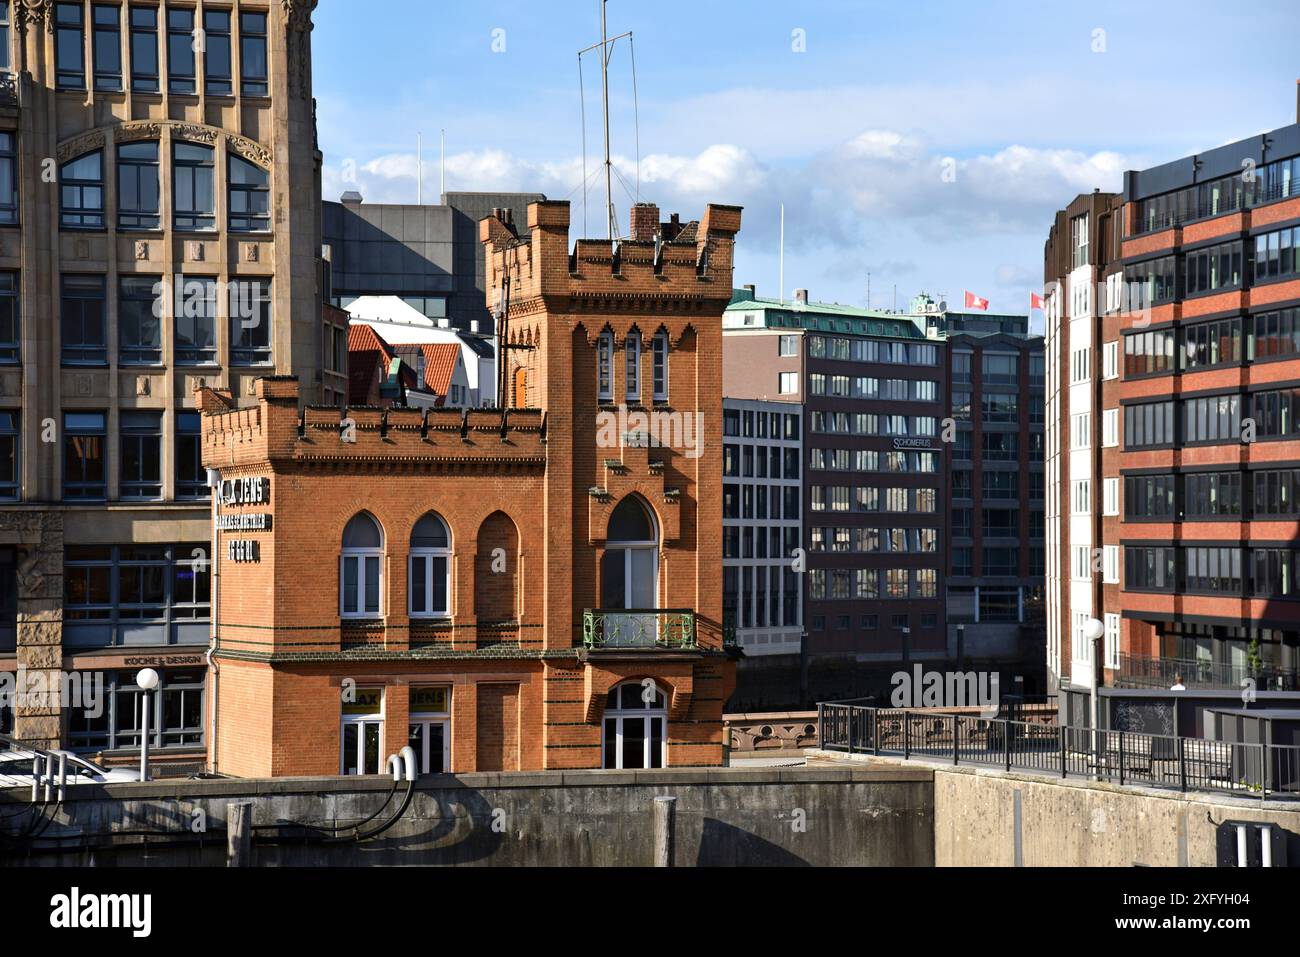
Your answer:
(347, 324), (418, 405)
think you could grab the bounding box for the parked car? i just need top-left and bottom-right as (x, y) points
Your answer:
(0, 750), (141, 788)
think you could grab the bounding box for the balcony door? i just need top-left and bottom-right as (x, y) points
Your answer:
(601, 496), (659, 645)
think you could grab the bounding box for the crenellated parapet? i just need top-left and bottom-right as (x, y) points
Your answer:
(482, 200), (743, 319)
(201, 377), (546, 474)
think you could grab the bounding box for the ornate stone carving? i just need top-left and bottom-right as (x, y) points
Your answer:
(136, 375), (151, 397)
(283, 0), (318, 99)
(172, 123), (219, 145)
(116, 121), (163, 143)
(18, 0), (53, 32)
(189, 241), (205, 262)
(55, 129), (106, 162)
(135, 240), (149, 260)
(227, 133), (273, 169)
(243, 242), (259, 263)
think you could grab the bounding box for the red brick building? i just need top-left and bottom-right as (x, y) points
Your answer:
(200, 200), (741, 777)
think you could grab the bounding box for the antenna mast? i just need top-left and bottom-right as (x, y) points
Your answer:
(600, 0), (614, 240)
(417, 132), (423, 205)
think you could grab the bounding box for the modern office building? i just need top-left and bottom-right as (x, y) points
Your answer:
(321, 190), (544, 336)
(1045, 107), (1300, 721)
(0, 0), (324, 765)
(200, 200), (742, 776)
(933, 295), (1047, 692)
(721, 396), (803, 668)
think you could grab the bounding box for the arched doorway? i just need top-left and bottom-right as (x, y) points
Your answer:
(602, 679), (667, 769)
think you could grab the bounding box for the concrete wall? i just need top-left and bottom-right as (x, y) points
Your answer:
(2, 765), (934, 868)
(808, 750), (1300, 866)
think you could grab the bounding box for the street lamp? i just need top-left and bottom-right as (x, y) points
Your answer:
(136, 668), (160, 782)
(1083, 617), (1105, 775)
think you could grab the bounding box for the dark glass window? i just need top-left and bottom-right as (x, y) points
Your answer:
(1125, 546), (1176, 591)
(60, 152), (105, 228)
(63, 411), (106, 500)
(239, 12), (268, 96)
(1123, 329), (1176, 376)
(0, 4), (10, 74)
(1254, 227), (1299, 283)
(0, 272), (18, 364)
(229, 277), (271, 365)
(203, 10), (231, 95)
(118, 274), (161, 364)
(117, 141), (160, 229)
(1184, 546), (1242, 594)
(1124, 474), (1176, 519)
(1253, 469), (1300, 517)
(55, 2), (86, 89)
(229, 156), (269, 232)
(173, 275), (217, 364)
(1184, 472), (1242, 517)
(0, 132), (16, 225)
(0, 412), (18, 501)
(167, 7), (196, 94)
(119, 410), (162, 499)
(1123, 401), (1175, 448)
(129, 6), (159, 91)
(1251, 308), (1300, 360)
(172, 142), (215, 229)
(1123, 256), (1176, 310)
(175, 412), (207, 500)
(1248, 387), (1300, 439)
(68, 666), (206, 750)
(1183, 394), (1241, 443)
(1184, 241), (1242, 296)
(1181, 317), (1241, 369)
(92, 5), (122, 91)
(1251, 549), (1299, 597)
(61, 274), (107, 364)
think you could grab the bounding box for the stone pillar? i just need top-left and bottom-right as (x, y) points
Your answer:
(9, 511), (64, 748)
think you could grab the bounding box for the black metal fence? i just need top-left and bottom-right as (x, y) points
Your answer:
(818, 703), (1300, 800)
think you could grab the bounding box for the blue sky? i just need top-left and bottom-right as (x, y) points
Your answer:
(313, 0), (1300, 324)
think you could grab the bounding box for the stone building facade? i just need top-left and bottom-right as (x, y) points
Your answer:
(0, 0), (323, 763)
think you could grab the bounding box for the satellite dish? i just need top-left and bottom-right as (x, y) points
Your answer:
(938, 300), (948, 312)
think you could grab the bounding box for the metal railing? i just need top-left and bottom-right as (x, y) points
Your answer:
(1115, 652), (1300, 692)
(582, 609), (696, 649)
(818, 704), (1300, 800)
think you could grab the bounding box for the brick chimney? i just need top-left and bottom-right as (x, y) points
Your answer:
(630, 202), (660, 241)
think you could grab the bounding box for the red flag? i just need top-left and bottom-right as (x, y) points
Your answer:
(1030, 292), (1045, 311)
(964, 291), (989, 311)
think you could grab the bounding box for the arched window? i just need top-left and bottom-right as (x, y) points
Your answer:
(409, 512), (451, 618)
(340, 513), (383, 618)
(229, 155), (270, 232)
(60, 151), (104, 228)
(603, 680), (667, 769)
(625, 330), (641, 401)
(652, 331), (669, 401)
(117, 142), (160, 228)
(602, 496), (658, 609)
(173, 142), (215, 230)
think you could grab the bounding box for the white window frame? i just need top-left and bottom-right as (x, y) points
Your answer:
(651, 331), (669, 401)
(340, 517), (384, 619)
(341, 689), (384, 776)
(1102, 408), (1119, 447)
(1103, 477), (1119, 516)
(778, 371), (797, 394)
(602, 680), (668, 770)
(1104, 613), (1121, 670)
(597, 331), (614, 401)
(409, 689), (451, 775)
(1103, 544), (1120, 584)
(625, 331), (641, 401)
(1103, 340), (1119, 379)
(408, 530), (453, 619)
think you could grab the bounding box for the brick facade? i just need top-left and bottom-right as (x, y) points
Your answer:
(202, 200), (742, 777)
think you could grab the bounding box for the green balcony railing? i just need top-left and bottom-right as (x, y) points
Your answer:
(582, 609), (696, 649)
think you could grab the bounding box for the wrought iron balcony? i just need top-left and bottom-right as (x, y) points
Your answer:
(1115, 652), (1300, 692)
(582, 609), (696, 650)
